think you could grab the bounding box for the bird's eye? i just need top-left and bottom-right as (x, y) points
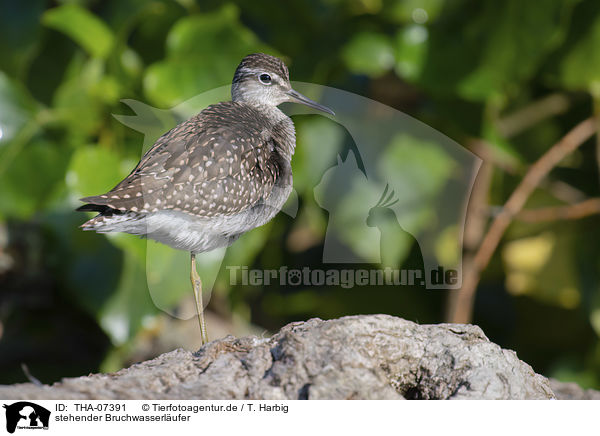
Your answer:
(258, 73), (272, 85)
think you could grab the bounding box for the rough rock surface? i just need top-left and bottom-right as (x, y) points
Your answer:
(0, 315), (556, 400)
(550, 379), (600, 400)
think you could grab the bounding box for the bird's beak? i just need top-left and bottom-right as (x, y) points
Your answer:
(287, 89), (335, 116)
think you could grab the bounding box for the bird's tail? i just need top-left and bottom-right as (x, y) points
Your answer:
(78, 204), (145, 234)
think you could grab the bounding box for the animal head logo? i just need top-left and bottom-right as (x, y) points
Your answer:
(3, 402), (50, 434)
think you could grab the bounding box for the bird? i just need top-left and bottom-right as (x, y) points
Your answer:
(77, 53), (334, 345)
(366, 184), (425, 275)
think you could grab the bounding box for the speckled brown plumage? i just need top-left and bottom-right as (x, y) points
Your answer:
(78, 53), (333, 255)
(80, 102), (293, 218)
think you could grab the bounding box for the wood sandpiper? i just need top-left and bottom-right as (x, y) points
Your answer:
(78, 53), (334, 345)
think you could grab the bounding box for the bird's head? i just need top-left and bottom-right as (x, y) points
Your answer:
(231, 53), (334, 115)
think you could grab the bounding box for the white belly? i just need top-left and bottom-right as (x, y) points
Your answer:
(143, 183), (292, 253)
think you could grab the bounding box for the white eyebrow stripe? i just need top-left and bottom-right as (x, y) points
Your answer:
(237, 67), (282, 82)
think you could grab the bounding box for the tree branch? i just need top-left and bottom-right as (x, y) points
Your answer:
(449, 117), (597, 324)
(516, 198), (600, 222)
(495, 93), (570, 138)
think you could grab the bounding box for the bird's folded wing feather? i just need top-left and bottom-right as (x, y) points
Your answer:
(80, 103), (282, 217)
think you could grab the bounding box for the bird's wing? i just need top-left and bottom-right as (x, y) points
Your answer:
(80, 103), (284, 217)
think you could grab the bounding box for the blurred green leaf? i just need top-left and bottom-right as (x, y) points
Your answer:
(0, 71), (37, 145)
(548, 356), (599, 389)
(385, 0), (445, 24)
(145, 242), (191, 310)
(502, 231), (581, 309)
(0, 140), (69, 218)
(371, 135), (454, 263)
(51, 210), (123, 317)
(481, 119), (525, 165)
(119, 48), (143, 79)
(294, 118), (344, 193)
(560, 14), (600, 91)
(420, 0), (572, 100)
(394, 25), (428, 81)
(42, 4), (115, 59)
(144, 4), (272, 107)
(67, 146), (122, 197)
(379, 134), (454, 202)
(53, 57), (112, 138)
(99, 249), (157, 344)
(342, 32), (395, 77)
(459, 1), (569, 100)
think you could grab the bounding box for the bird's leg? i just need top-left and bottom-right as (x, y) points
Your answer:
(190, 253), (209, 345)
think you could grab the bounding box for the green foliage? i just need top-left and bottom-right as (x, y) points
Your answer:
(560, 14), (600, 91)
(144, 4), (273, 107)
(0, 71), (37, 145)
(394, 25), (428, 81)
(385, 0), (445, 24)
(1, 0), (600, 390)
(342, 32), (395, 77)
(43, 4), (115, 59)
(68, 146), (123, 197)
(454, 0), (570, 101)
(419, 0), (573, 101)
(0, 140), (68, 219)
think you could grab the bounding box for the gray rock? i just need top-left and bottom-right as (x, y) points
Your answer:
(550, 379), (600, 400)
(0, 315), (556, 399)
